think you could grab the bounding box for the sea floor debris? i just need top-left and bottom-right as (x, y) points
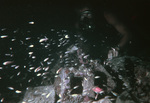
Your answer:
(19, 56), (150, 103)
(1, 28), (150, 103)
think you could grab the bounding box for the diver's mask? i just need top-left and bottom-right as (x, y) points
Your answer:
(79, 10), (95, 31)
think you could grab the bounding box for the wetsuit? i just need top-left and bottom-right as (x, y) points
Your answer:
(78, 11), (121, 61)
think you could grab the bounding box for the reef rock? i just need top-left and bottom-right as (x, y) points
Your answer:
(19, 85), (55, 103)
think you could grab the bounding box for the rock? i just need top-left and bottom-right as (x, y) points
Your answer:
(116, 91), (135, 103)
(19, 85), (55, 103)
(92, 98), (112, 103)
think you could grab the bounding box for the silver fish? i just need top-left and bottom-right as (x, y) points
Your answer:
(3, 61), (14, 65)
(8, 87), (14, 90)
(39, 38), (48, 43)
(0, 35), (8, 38)
(15, 90), (22, 93)
(34, 67), (41, 72)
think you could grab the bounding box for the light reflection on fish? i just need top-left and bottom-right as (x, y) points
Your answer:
(8, 87), (14, 90)
(111, 91), (118, 96)
(17, 72), (21, 76)
(34, 67), (42, 72)
(95, 76), (100, 79)
(0, 35), (8, 38)
(39, 38), (48, 43)
(73, 86), (79, 89)
(0, 98), (4, 102)
(3, 61), (14, 65)
(37, 73), (41, 76)
(44, 58), (49, 62)
(15, 90), (22, 93)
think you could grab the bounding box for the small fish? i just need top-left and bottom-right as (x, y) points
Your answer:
(51, 29), (55, 31)
(12, 38), (16, 41)
(104, 96), (111, 99)
(29, 21), (34, 24)
(11, 65), (15, 67)
(20, 40), (24, 44)
(1, 98), (4, 102)
(39, 38), (48, 43)
(58, 94), (62, 98)
(84, 77), (88, 81)
(56, 68), (62, 74)
(28, 79), (32, 82)
(29, 67), (34, 70)
(9, 47), (12, 50)
(1, 28), (6, 31)
(59, 55), (63, 58)
(110, 98), (116, 101)
(3, 61), (14, 65)
(17, 72), (21, 76)
(13, 29), (19, 33)
(15, 90), (22, 93)
(34, 67), (41, 72)
(83, 55), (89, 59)
(111, 91), (118, 96)
(95, 76), (100, 79)
(46, 92), (52, 98)
(5, 54), (11, 56)
(15, 65), (19, 69)
(146, 71), (149, 76)
(37, 73), (41, 76)
(8, 87), (14, 90)
(51, 58), (54, 61)
(57, 99), (61, 103)
(42, 72), (49, 76)
(44, 58), (49, 62)
(43, 67), (49, 71)
(73, 86), (79, 89)
(29, 45), (34, 48)
(28, 52), (33, 55)
(59, 38), (63, 41)
(118, 75), (123, 80)
(41, 93), (46, 96)
(71, 94), (79, 97)
(65, 35), (69, 39)
(0, 35), (8, 38)
(123, 82), (129, 87)
(26, 37), (31, 40)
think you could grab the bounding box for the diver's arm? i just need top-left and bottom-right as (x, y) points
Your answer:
(104, 12), (132, 48)
(104, 12), (132, 59)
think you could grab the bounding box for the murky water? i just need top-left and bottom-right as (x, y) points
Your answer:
(0, 25), (76, 101)
(0, 1), (150, 103)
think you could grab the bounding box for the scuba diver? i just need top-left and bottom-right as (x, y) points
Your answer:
(74, 2), (132, 62)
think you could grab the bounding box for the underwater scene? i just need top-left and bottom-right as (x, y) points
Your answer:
(0, 0), (150, 103)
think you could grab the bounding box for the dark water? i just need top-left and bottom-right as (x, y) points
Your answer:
(0, 0), (150, 102)
(0, 26), (77, 102)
